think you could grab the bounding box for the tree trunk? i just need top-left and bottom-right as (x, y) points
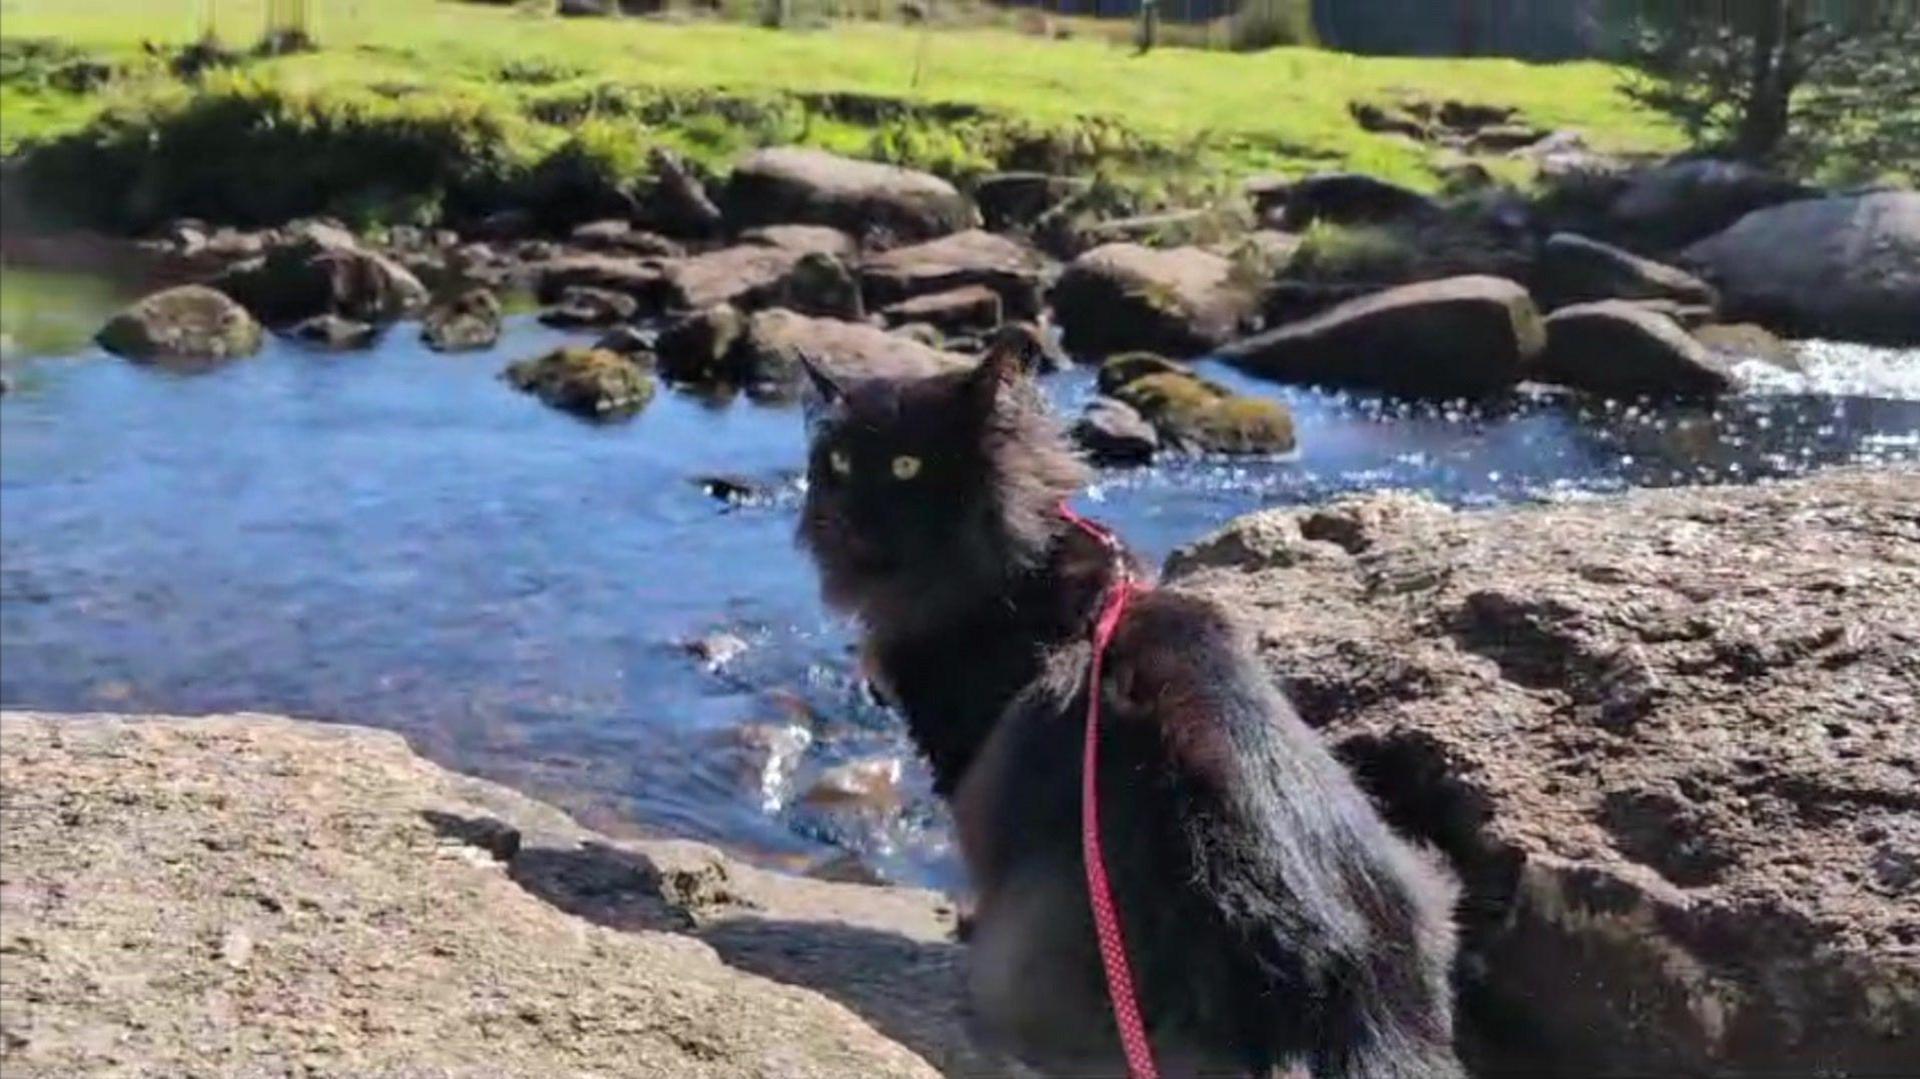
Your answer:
(1734, 0), (1796, 160)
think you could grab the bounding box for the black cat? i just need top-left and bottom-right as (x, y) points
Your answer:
(797, 346), (1464, 1079)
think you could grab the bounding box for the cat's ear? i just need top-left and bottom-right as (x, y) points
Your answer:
(968, 338), (1024, 417)
(797, 350), (844, 406)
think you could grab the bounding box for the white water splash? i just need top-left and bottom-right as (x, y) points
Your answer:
(1735, 340), (1920, 401)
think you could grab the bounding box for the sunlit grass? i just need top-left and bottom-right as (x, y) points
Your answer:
(0, 0), (1680, 172)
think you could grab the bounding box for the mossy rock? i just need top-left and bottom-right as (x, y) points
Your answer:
(1096, 352), (1196, 396)
(96, 285), (263, 364)
(1113, 370), (1295, 455)
(505, 347), (655, 419)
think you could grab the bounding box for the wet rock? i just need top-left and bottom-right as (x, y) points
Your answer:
(1535, 232), (1719, 312)
(1681, 191), (1920, 345)
(1050, 243), (1255, 359)
(539, 286), (640, 329)
(532, 255), (667, 305)
(1609, 158), (1818, 250)
(1072, 397), (1159, 465)
(801, 757), (905, 813)
(1693, 322), (1796, 368)
(216, 233), (429, 327)
(682, 631), (753, 670)
(981, 321), (1068, 374)
(592, 324), (654, 357)
(1095, 351), (1192, 395)
(1277, 172), (1441, 231)
(656, 304), (746, 383)
(96, 285), (263, 363)
(642, 148), (725, 240)
(714, 721), (813, 810)
(859, 229), (1046, 319)
(880, 286), (1001, 337)
(1166, 471), (1920, 1077)
(288, 314), (378, 350)
(972, 171), (1088, 232)
(1221, 276), (1545, 397)
(1109, 370), (1296, 455)
(723, 147), (974, 245)
(1539, 302), (1733, 399)
(421, 287), (503, 352)
(734, 309), (968, 390)
(504, 347), (655, 419)
(569, 219), (684, 258)
(780, 253), (864, 320)
(694, 474), (774, 506)
(737, 224), (858, 259)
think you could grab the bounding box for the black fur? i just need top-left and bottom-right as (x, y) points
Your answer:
(798, 349), (1463, 1078)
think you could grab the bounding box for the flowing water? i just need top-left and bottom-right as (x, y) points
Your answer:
(4, 263), (1918, 889)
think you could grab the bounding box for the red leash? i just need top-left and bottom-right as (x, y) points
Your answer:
(1058, 503), (1161, 1079)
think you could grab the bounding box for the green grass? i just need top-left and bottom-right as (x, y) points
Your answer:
(0, 0), (1683, 229)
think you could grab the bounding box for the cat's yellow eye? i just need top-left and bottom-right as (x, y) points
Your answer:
(891, 455), (923, 481)
(829, 449), (852, 476)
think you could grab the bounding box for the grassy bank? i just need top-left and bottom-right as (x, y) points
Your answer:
(0, 0), (1682, 231)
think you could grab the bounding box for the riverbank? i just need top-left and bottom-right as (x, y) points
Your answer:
(0, 0), (1680, 232)
(4, 468), (1916, 1076)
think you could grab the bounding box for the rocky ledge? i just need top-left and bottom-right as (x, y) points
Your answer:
(1169, 467), (1920, 1077)
(0, 713), (1006, 1078)
(3, 469), (1917, 1078)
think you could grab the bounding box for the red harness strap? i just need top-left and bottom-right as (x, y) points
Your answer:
(1057, 503), (1161, 1079)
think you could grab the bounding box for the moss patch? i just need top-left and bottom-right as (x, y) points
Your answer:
(505, 346), (656, 419)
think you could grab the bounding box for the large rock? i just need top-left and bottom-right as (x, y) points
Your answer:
(216, 233), (428, 327)
(723, 148), (974, 245)
(1165, 470), (1920, 1077)
(642, 147), (725, 240)
(735, 309), (969, 389)
(1220, 276), (1545, 397)
(859, 229), (1046, 318)
(780, 252), (864, 321)
(96, 285), (263, 363)
(879, 286), (1003, 337)
(1608, 158), (1817, 250)
(1276, 172), (1442, 231)
(1681, 192), (1920, 345)
(0, 712), (964, 1077)
(1535, 232), (1718, 312)
(738, 224), (858, 259)
(1050, 243), (1254, 359)
(661, 243), (813, 313)
(1539, 302), (1733, 398)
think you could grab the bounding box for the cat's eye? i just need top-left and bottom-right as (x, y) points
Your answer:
(891, 455), (923, 480)
(828, 449), (852, 477)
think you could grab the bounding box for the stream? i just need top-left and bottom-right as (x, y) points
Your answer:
(4, 263), (1918, 890)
